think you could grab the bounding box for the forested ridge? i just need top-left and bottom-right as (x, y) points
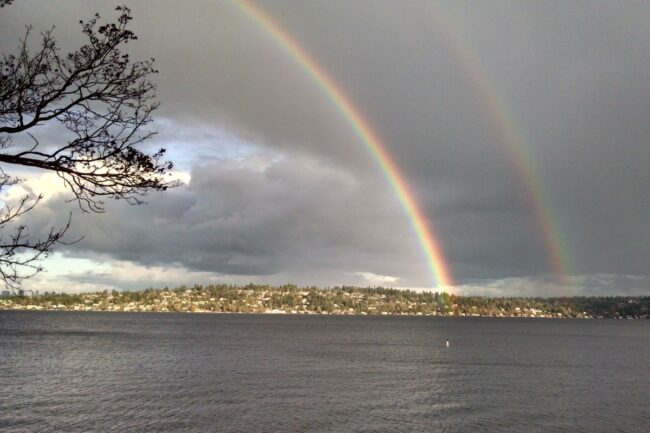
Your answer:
(2, 284), (649, 318)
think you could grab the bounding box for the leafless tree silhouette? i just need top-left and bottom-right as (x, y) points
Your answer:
(0, 5), (175, 289)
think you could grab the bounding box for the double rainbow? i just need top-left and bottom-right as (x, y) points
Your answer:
(230, 0), (454, 288)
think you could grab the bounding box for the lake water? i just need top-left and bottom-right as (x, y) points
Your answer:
(1, 311), (648, 432)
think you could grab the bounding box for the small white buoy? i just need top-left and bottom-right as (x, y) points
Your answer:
(446, 339), (450, 347)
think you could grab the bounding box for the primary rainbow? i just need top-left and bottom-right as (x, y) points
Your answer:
(428, 1), (573, 286)
(230, 0), (454, 288)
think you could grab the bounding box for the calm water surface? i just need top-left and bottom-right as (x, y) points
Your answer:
(1, 312), (648, 432)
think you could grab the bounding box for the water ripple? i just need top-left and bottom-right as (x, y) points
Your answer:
(1, 312), (648, 432)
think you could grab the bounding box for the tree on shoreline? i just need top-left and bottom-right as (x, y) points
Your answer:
(0, 5), (176, 289)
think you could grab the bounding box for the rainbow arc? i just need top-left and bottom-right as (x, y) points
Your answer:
(231, 0), (454, 288)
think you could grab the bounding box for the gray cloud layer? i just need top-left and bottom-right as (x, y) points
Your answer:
(23, 152), (426, 286)
(2, 1), (650, 294)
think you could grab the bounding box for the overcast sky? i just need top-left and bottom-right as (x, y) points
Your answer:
(1, 1), (650, 296)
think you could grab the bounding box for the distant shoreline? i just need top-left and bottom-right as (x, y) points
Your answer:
(1, 307), (647, 320)
(2, 285), (648, 319)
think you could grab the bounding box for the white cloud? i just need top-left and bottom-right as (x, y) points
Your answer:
(353, 271), (399, 285)
(22, 255), (226, 293)
(1, 167), (190, 204)
(2, 171), (68, 203)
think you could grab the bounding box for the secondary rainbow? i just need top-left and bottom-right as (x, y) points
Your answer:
(428, 1), (573, 286)
(230, 0), (453, 288)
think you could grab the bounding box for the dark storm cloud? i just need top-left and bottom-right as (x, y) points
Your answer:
(2, 1), (650, 294)
(20, 154), (427, 286)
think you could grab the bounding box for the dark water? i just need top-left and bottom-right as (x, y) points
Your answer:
(1, 312), (648, 432)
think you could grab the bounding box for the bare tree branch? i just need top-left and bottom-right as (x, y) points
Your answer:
(0, 6), (177, 212)
(0, 5), (176, 290)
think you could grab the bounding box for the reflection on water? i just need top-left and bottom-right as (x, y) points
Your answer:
(1, 312), (648, 432)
